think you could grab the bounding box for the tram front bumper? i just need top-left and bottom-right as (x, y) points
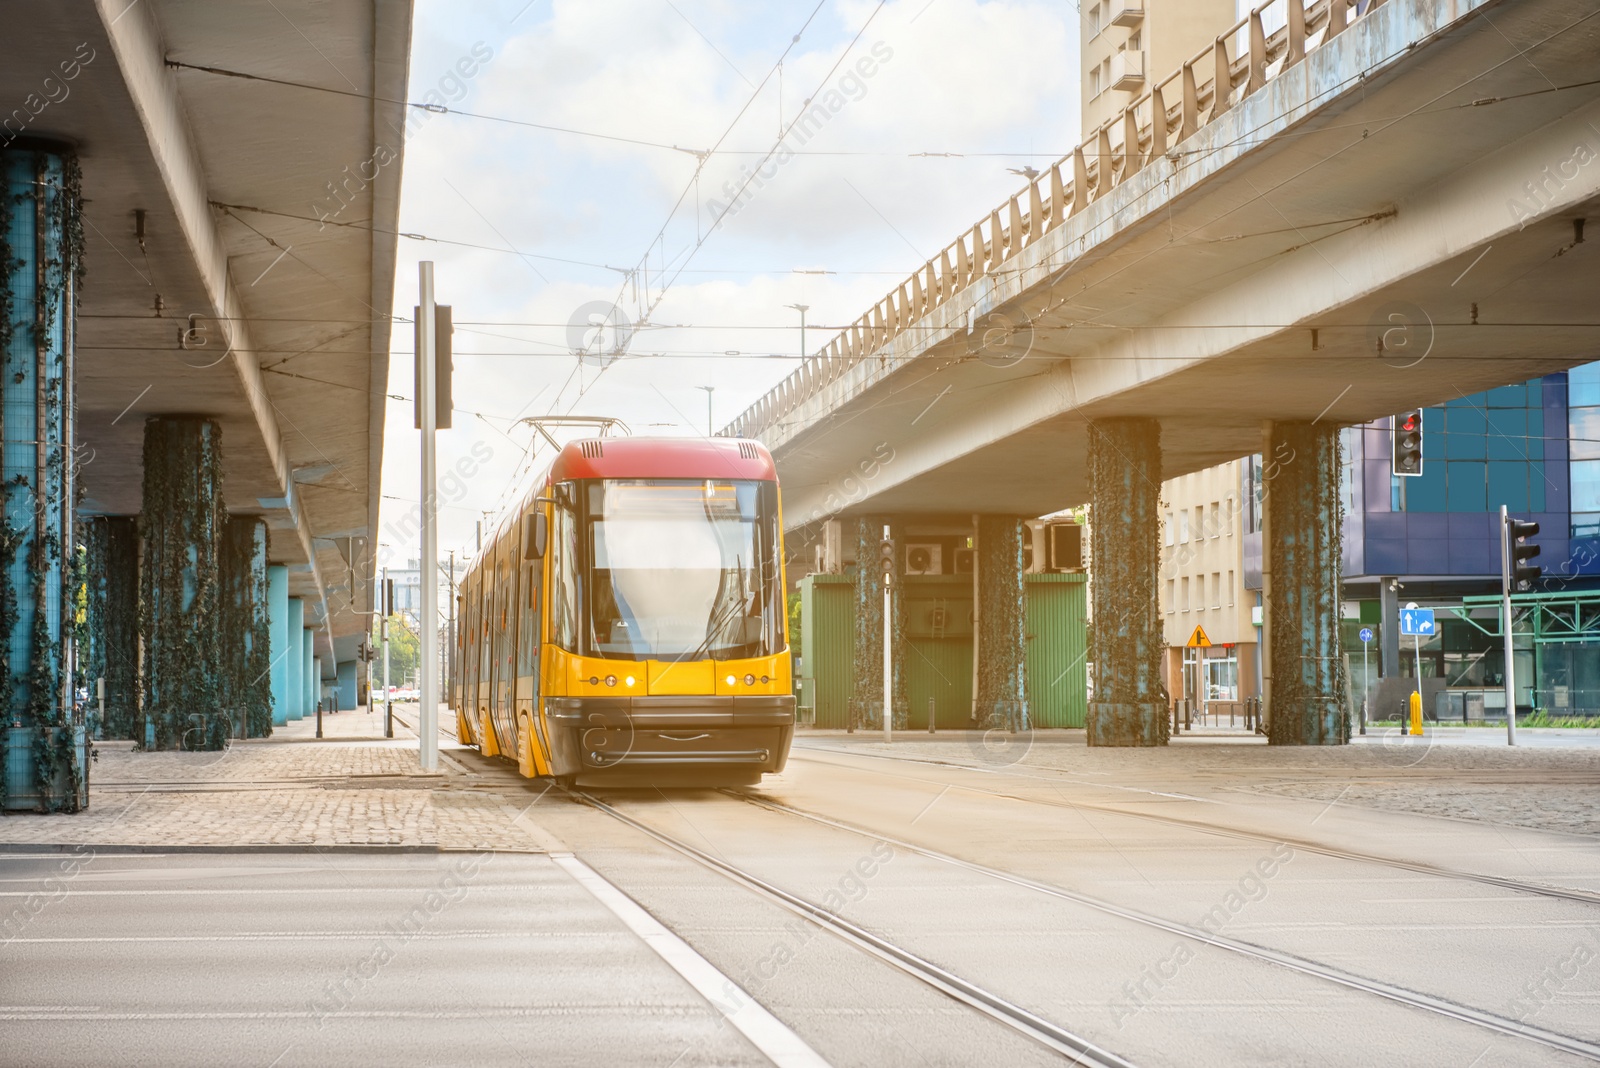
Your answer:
(544, 695), (795, 776)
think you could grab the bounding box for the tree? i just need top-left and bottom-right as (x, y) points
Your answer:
(373, 615), (421, 685)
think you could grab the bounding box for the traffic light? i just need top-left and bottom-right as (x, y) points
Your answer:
(1393, 409), (1423, 476)
(879, 537), (896, 575)
(1509, 518), (1541, 590)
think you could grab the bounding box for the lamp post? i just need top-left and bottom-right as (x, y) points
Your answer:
(696, 385), (715, 437)
(786, 303), (810, 360)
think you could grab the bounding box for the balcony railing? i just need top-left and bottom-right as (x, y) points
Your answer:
(724, 0), (1393, 444)
(1110, 49), (1145, 90)
(1108, 0), (1144, 28)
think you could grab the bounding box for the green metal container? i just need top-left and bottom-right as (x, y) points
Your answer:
(797, 572), (1087, 730)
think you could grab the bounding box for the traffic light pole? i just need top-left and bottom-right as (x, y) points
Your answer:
(1500, 505), (1517, 746)
(382, 565), (392, 740)
(418, 262), (439, 772)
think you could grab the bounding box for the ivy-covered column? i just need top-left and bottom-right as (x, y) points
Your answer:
(84, 517), (139, 739)
(303, 630), (316, 714)
(221, 516), (272, 738)
(286, 597), (305, 720)
(1087, 418), (1169, 746)
(267, 566), (289, 725)
(138, 417), (225, 751)
(1264, 422), (1349, 745)
(976, 516), (1029, 731)
(849, 516), (906, 730)
(0, 142), (84, 812)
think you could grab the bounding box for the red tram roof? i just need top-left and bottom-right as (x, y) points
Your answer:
(548, 436), (777, 484)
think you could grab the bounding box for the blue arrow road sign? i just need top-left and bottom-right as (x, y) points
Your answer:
(1359, 627), (1374, 643)
(1399, 608), (1436, 636)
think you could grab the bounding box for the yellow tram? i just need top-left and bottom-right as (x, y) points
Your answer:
(452, 436), (794, 785)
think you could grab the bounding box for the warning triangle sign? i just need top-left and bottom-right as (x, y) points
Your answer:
(1186, 625), (1212, 648)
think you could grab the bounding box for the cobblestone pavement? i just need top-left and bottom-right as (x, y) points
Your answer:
(795, 729), (1600, 837)
(0, 707), (550, 850)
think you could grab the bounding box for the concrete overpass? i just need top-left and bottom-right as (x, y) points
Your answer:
(5, 0), (408, 670)
(727, 0), (1600, 530)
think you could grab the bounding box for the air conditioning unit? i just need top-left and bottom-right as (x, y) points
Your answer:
(953, 548), (975, 575)
(905, 543), (943, 576)
(1048, 522), (1085, 571)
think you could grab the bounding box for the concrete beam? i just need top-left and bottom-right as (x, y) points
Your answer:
(93, 0), (327, 615)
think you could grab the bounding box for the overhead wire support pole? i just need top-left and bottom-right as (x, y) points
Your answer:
(419, 262), (440, 772)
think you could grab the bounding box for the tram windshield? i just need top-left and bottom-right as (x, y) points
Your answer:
(579, 479), (782, 661)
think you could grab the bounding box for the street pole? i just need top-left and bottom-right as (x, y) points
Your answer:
(1500, 504), (1517, 746)
(787, 303), (809, 360)
(418, 261), (439, 771)
(697, 385), (715, 437)
(382, 565), (392, 739)
(1360, 640), (1368, 735)
(882, 522), (892, 744)
(448, 551), (456, 711)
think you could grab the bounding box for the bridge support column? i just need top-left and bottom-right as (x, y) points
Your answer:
(849, 517), (907, 730)
(286, 598), (305, 721)
(1087, 419), (1168, 746)
(84, 517), (140, 739)
(267, 566), (290, 725)
(337, 661), (357, 711)
(305, 635), (317, 715)
(976, 516), (1029, 731)
(1263, 421), (1349, 745)
(0, 143), (83, 811)
(222, 516), (272, 738)
(138, 417), (225, 751)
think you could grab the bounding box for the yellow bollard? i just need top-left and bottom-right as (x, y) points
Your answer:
(1408, 690), (1423, 736)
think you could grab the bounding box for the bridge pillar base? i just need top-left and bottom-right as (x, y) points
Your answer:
(1088, 418), (1169, 747)
(849, 517), (908, 730)
(222, 516), (272, 738)
(1088, 703), (1167, 746)
(1264, 421), (1349, 746)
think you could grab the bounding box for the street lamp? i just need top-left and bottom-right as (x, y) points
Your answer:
(696, 385), (714, 437)
(786, 303), (810, 360)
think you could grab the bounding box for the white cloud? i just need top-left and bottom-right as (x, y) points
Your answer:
(382, 0), (1082, 562)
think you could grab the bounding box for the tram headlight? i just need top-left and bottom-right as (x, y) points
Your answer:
(744, 674), (756, 686)
(625, 676), (636, 688)
(604, 675), (617, 687)
(725, 675), (737, 687)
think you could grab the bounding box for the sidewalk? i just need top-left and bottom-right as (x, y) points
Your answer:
(0, 705), (552, 852)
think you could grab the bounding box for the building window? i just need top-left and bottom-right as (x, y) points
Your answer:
(1088, 2), (1102, 35)
(1391, 382), (1550, 514)
(1179, 511), (1189, 543)
(1225, 496), (1235, 535)
(1166, 578), (1175, 613)
(1164, 510), (1174, 547)
(1089, 66), (1102, 97)
(1212, 572), (1221, 609)
(1228, 570), (1235, 606)
(1181, 576), (1190, 612)
(1194, 506), (1204, 541)
(1210, 502), (1221, 538)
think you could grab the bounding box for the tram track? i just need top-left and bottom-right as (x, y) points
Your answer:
(790, 747), (1600, 908)
(568, 786), (1139, 1068)
(713, 786), (1600, 1063)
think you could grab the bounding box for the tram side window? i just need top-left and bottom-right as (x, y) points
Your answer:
(549, 502), (580, 651)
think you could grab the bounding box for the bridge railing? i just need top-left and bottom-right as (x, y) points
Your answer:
(723, 0), (1389, 443)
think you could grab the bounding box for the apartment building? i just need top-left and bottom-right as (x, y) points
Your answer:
(1081, 0), (1236, 133)
(1160, 460), (1255, 713)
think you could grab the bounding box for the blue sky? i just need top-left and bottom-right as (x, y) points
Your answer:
(380, 0), (1084, 565)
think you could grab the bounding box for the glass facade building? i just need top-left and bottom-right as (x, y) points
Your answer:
(1243, 367), (1600, 718)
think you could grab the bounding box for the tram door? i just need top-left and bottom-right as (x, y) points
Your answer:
(490, 543), (518, 753)
(515, 508), (549, 767)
